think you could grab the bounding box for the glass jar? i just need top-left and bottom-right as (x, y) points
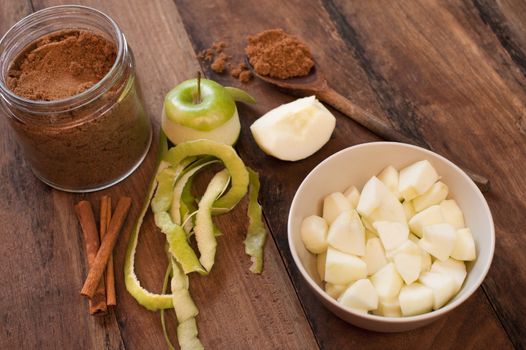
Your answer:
(0, 5), (152, 192)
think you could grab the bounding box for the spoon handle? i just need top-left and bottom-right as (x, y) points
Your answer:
(317, 88), (490, 192)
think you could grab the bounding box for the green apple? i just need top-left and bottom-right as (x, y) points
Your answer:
(162, 79), (255, 145)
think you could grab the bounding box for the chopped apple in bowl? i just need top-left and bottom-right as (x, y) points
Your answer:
(298, 159), (477, 317)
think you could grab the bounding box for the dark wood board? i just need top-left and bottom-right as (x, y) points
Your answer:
(1, 0), (525, 349)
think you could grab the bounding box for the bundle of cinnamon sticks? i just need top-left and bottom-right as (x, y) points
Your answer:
(75, 196), (132, 315)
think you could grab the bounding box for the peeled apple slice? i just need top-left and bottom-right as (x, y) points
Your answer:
(419, 223), (457, 261)
(357, 177), (406, 224)
(357, 176), (385, 217)
(412, 181), (449, 212)
(327, 210), (366, 256)
(370, 263), (403, 300)
(398, 160), (439, 201)
(440, 199), (466, 229)
(451, 228), (476, 261)
(343, 186), (360, 209)
(325, 247), (367, 285)
(374, 297), (402, 317)
(323, 192), (352, 224)
(250, 96), (336, 161)
(408, 205), (445, 238)
(377, 165), (402, 200)
(430, 258), (467, 293)
(398, 283), (434, 316)
(419, 271), (457, 309)
(373, 221), (409, 251)
(338, 279), (378, 312)
(301, 215), (329, 254)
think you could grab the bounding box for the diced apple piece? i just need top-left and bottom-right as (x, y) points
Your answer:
(419, 223), (456, 261)
(373, 221), (409, 251)
(356, 177), (385, 217)
(419, 271), (456, 309)
(431, 258), (467, 293)
(323, 192), (352, 225)
(421, 249), (432, 273)
(451, 228), (476, 261)
(327, 210), (366, 256)
(387, 239), (420, 259)
(301, 215), (329, 254)
(343, 186), (360, 209)
(364, 238), (388, 275)
(398, 283), (434, 316)
(412, 181), (448, 212)
(370, 263), (403, 299)
(398, 160), (439, 201)
(325, 283), (348, 299)
(377, 165), (402, 200)
(338, 279), (379, 312)
(373, 297), (402, 317)
(324, 248), (367, 285)
(368, 194), (407, 225)
(394, 253), (422, 285)
(317, 252), (326, 281)
(440, 199), (465, 229)
(403, 200), (416, 220)
(408, 205), (445, 238)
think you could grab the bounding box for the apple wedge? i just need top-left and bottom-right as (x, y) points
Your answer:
(377, 165), (402, 200)
(323, 192), (352, 225)
(338, 279), (378, 313)
(300, 215), (329, 254)
(419, 223), (457, 261)
(419, 271), (457, 309)
(250, 96), (336, 161)
(408, 204), (445, 238)
(373, 221), (409, 251)
(451, 228), (476, 261)
(370, 263), (404, 300)
(398, 160), (439, 201)
(327, 210), (366, 256)
(440, 199), (466, 229)
(343, 185), (360, 209)
(398, 283), (434, 316)
(412, 181), (448, 212)
(324, 247), (367, 285)
(430, 258), (467, 293)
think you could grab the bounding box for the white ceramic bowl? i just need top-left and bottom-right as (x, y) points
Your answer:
(288, 142), (495, 332)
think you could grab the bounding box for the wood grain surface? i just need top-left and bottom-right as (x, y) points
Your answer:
(1, 0), (525, 349)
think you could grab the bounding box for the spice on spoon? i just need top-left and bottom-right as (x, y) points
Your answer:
(245, 28), (314, 79)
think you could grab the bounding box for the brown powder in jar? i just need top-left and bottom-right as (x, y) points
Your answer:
(245, 28), (314, 79)
(6, 30), (116, 100)
(3, 29), (151, 191)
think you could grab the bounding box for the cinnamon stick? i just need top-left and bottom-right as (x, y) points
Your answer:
(75, 200), (107, 315)
(100, 196), (117, 306)
(81, 197), (132, 299)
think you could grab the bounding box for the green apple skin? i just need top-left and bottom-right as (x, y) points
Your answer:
(164, 79), (236, 132)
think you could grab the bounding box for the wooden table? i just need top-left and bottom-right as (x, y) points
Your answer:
(1, 1), (525, 349)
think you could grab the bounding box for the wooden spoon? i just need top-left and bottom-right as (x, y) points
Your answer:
(246, 58), (490, 192)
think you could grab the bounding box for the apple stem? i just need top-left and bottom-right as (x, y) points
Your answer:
(194, 71), (202, 104)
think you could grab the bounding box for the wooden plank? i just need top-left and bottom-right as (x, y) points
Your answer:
(4, 0), (317, 349)
(174, 0), (517, 348)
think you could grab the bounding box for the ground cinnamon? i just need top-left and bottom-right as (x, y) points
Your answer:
(81, 197), (132, 299)
(7, 30), (116, 101)
(74, 201), (107, 315)
(245, 28), (314, 79)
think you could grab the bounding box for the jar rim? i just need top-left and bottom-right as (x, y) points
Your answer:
(0, 5), (125, 110)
